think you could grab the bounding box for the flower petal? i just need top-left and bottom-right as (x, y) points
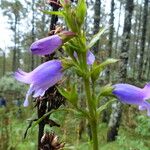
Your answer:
(24, 84), (35, 107)
(143, 83), (150, 100)
(14, 69), (31, 84)
(140, 101), (150, 116)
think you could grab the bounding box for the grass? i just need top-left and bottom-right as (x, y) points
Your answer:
(1, 105), (150, 150)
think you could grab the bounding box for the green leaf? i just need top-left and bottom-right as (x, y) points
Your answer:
(97, 99), (116, 116)
(31, 108), (89, 130)
(91, 58), (118, 81)
(76, 0), (87, 27)
(88, 28), (107, 49)
(41, 10), (64, 17)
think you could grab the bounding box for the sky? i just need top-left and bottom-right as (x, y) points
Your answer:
(0, 13), (12, 50)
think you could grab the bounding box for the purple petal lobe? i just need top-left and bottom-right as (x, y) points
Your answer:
(143, 83), (150, 100)
(30, 35), (62, 55)
(140, 101), (150, 116)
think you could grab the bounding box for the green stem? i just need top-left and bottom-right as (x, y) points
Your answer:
(84, 78), (99, 150)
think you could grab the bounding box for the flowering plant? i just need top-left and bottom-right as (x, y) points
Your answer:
(14, 0), (150, 149)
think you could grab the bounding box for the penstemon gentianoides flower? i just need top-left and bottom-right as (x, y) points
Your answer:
(112, 83), (150, 116)
(14, 60), (63, 107)
(30, 31), (75, 56)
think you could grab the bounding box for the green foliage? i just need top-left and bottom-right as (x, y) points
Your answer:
(91, 58), (118, 82)
(87, 28), (107, 49)
(135, 115), (150, 137)
(75, 0), (87, 28)
(57, 84), (78, 106)
(0, 74), (27, 95)
(0, 106), (37, 150)
(117, 135), (149, 150)
(97, 99), (115, 116)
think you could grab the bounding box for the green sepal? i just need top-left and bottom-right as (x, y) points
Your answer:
(87, 28), (107, 49)
(91, 58), (118, 81)
(41, 10), (64, 17)
(57, 84), (78, 107)
(98, 84), (114, 98)
(96, 99), (116, 116)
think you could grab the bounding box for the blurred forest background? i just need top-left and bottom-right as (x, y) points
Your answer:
(0, 0), (150, 149)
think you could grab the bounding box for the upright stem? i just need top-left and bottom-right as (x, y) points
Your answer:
(84, 78), (99, 150)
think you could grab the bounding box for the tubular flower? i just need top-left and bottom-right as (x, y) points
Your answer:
(14, 60), (63, 107)
(30, 31), (75, 56)
(112, 83), (150, 116)
(30, 35), (62, 55)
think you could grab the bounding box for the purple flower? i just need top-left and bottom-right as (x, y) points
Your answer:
(113, 83), (150, 116)
(30, 35), (62, 55)
(14, 60), (63, 107)
(30, 31), (75, 56)
(86, 51), (95, 65)
(74, 51), (95, 65)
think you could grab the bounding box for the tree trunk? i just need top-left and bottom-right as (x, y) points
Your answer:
(106, 0), (115, 82)
(138, 0), (148, 80)
(107, 0), (134, 142)
(12, 15), (17, 71)
(31, 0), (35, 70)
(102, 0), (115, 123)
(93, 0), (101, 53)
(114, 1), (122, 55)
(132, 0), (143, 77)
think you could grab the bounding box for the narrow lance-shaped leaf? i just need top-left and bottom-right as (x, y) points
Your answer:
(97, 99), (116, 116)
(41, 10), (64, 17)
(87, 27), (107, 49)
(91, 58), (118, 81)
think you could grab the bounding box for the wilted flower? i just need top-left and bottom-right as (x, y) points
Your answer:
(41, 132), (65, 150)
(30, 31), (75, 56)
(113, 83), (150, 116)
(74, 51), (95, 65)
(14, 60), (63, 107)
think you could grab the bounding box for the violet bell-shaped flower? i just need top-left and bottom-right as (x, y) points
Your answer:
(14, 60), (63, 107)
(30, 31), (75, 56)
(112, 83), (150, 116)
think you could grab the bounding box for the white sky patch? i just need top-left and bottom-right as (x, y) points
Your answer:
(0, 13), (13, 52)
